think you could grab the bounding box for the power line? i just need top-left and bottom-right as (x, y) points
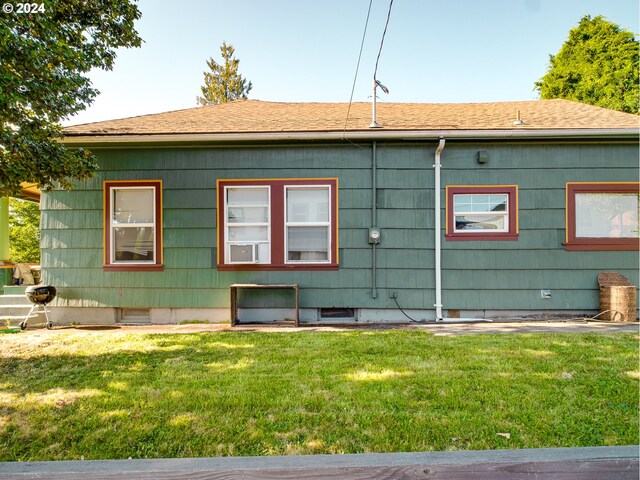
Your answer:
(374, 0), (394, 82)
(343, 0), (374, 137)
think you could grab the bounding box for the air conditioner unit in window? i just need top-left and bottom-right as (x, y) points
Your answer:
(229, 244), (259, 263)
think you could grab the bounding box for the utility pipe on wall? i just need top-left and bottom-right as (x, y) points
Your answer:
(433, 137), (446, 321)
(371, 141), (378, 299)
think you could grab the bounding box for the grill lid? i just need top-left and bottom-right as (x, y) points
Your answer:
(25, 285), (57, 305)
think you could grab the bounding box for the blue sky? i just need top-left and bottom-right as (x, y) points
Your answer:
(64, 0), (639, 126)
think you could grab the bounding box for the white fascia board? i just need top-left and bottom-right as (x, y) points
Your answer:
(60, 128), (639, 145)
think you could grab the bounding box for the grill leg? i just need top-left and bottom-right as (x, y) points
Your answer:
(42, 305), (51, 323)
(20, 304), (39, 329)
(20, 304), (54, 330)
(43, 305), (53, 329)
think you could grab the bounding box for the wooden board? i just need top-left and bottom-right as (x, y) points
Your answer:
(0, 459), (636, 480)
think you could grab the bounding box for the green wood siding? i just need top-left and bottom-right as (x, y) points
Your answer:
(41, 141), (639, 313)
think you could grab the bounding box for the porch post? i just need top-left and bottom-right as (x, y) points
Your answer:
(0, 197), (11, 287)
(0, 197), (9, 261)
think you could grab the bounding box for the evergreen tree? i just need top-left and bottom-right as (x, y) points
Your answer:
(535, 15), (639, 114)
(198, 42), (253, 106)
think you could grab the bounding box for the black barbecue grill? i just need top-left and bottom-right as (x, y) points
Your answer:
(20, 285), (56, 330)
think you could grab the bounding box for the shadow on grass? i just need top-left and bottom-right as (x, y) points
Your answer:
(0, 331), (638, 461)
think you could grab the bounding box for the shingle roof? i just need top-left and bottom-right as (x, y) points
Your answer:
(63, 99), (639, 137)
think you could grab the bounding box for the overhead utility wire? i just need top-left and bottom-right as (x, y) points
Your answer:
(343, 0), (374, 137)
(374, 0), (394, 84)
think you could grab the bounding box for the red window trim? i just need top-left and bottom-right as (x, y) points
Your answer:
(564, 182), (639, 251)
(445, 185), (519, 241)
(103, 180), (164, 272)
(217, 178), (339, 271)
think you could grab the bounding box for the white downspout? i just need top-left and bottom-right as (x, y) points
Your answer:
(432, 138), (493, 324)
(434, 137), (446, 321)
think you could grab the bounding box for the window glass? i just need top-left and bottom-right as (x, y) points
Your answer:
(114, 227), (155, 261)
(227, 189), (269, 224)
(453, 193), (508, 232)
(287, 188), (329, 222)
(575, 193), (639, 238)
(455, 214), (506, 231)
(287, 226), (329, 261)
(227, 207), (268, 223)
(227, 188), (268, 205)
(113, 189), (154, 224)
(228, 226), (269, 241)
(489, 195), (508, 212)
(454, 194), (507, 213)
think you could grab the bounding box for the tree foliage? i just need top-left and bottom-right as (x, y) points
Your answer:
(0, 0), (142, 198)
(198, 42), (252, 106)
(9, 198), (40, 263)
(535, 15), (639, 114)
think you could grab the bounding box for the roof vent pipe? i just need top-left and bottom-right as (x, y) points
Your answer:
(369, 79), (389, 128)
(513, 109), (525, 125)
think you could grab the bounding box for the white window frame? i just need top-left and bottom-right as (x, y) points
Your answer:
(109, 185), (157, 265)
(284, 185), (332, 264)
(224, 185), (271, 264)
(452, 193), (509, 233)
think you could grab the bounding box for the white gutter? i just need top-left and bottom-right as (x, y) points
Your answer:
(60, 128), (639, 145)
(433, 137), (446, 321)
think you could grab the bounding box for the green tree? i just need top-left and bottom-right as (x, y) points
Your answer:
(535, 15), (639, 114)
(9, 198), (40, 263)
(197, 42), (253, 106)
(0, 0), (143, 198)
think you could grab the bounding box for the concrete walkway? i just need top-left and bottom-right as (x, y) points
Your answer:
(0, 446), (637, 479)
(13, 320), (640, 336)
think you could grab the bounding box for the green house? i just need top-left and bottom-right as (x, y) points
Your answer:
(45, 99), (639, 325)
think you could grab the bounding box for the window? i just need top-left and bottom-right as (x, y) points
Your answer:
(286, 187), (330, 262)
(225, 186), (270, 264)
(446, 185), (518, 241)
(217, 179), (338, 270)
(565, 182), (639, 251)
(104, 181), (163, 271)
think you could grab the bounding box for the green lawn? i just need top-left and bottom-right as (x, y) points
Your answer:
(0, 330), (638, 461)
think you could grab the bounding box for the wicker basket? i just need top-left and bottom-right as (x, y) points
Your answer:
(597, 272), (638, 322)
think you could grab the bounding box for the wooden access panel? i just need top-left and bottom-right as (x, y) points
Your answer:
(229, 284), (299, 326)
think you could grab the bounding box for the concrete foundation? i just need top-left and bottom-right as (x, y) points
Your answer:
(50, 308), (117, 325)
(45, 307), (636, 326)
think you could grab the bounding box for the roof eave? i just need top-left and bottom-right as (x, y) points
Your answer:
(60, 128), (640, 145)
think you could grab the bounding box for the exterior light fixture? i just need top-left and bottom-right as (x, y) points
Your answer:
(477, 150), (489, 164)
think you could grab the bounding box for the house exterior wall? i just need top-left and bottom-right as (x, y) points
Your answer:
(40, 140), (639, 322)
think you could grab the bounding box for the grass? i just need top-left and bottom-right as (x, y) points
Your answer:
(0, 329), (20, 335)
(0, 330), (638, 461)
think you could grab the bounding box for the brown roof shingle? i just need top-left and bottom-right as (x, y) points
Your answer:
(63, 99), (639, 137)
